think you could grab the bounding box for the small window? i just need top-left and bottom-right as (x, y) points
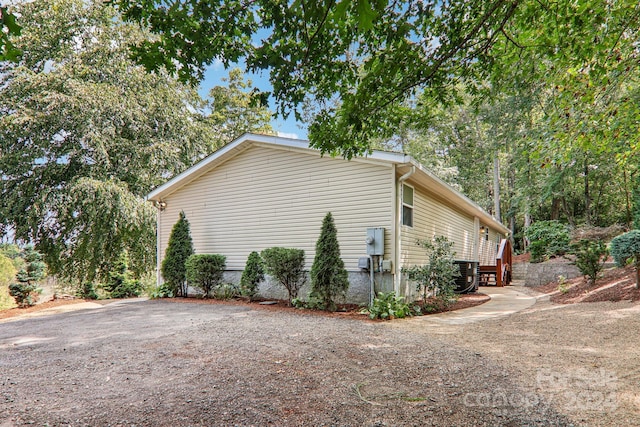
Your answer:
(402, 184), (413, 227)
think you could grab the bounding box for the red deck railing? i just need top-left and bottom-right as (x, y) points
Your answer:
(495, 238), (512, 287)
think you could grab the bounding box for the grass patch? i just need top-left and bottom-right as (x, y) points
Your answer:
(0, 284), (17, 310)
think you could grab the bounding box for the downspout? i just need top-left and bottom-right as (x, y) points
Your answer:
(395, 165), (416, 295)
(155, 200), (162, 287)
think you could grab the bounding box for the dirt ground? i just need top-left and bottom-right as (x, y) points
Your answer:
(1, 292), (638, 426)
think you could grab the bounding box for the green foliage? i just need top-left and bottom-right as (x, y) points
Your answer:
(239, 251), (265, 301)
(571, 240), (609, 286)
(309, 213), (350, 311)
(77, 282), (99, 300)
(633, 175), (640, 230)
(185, 254), (226, 298)
(402, 236), (460, 309)
(366, 292), (414, 320)
(610, 230), (640, 289)
(161, 212), (194, 297)
(261, 247), (306, 304)
(1, 1), (272, 286)
(0, 6), (22, 61)
(611, 230), (640, 267)
(149, 283), (174, 299)
(212, 283), (239, 300)
(0, 254), (17, 310)
(103, 251), (143, 298)
(117, 0), (521, 157)
(9, 246), (45, 307)
(525, 221), (571, 262)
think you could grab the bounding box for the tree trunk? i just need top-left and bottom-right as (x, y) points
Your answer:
(551, 197), (561, 220)
(584, 160), (591, 226)
(493, 155), (501, 223)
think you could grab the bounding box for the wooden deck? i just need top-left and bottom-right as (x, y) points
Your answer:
(479, 239), (513, 287)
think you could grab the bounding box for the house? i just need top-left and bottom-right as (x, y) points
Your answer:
(147, 133), (511, 303)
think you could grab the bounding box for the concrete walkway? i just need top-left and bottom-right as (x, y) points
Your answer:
(414, 285), (537, 326)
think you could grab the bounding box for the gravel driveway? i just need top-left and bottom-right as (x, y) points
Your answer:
(0, 297), (636, 426)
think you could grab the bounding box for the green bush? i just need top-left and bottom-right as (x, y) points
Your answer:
(149, 283), (174, 299)
(525, 221), (570, 262)
(261, 247), (306, 304)
(366, 292), (414, 320)
(161, 211), (194, 297)
(103, 251), (143, 298)
(402, 236), (460, 309)
(213, 283), (239, 300)
(9, 246), (45, 307)
(77, 282), (99, 300)
(571, 240), (608, 286)
(239, 251), (264, 301)
(309, 212), (350, 311)
(610, 230), (640, 289)
(185, 254), (226, 298)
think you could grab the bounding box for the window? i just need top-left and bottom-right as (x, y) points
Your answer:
(402, 184), (413, 227)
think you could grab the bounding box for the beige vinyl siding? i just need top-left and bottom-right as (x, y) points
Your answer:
(158, 145), (393, 272)
(400, 181), (476, 268)
(479, 228), (504, 265)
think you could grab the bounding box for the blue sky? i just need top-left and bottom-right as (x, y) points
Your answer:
(199, 61), (308, 140)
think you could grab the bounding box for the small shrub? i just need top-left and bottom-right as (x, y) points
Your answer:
(161, 211), (194, 297)
(78, 282), (99, 300)
(213, 283), (239, 300)
(557, 275), (569, 294)
(261, 247), (306, 304)
(571, 239), (608, 286)
(9, 246), (45, 307)
(366, 292), (413, 320)
(185, 254), (226, 298)
(9, 283), (42, 308)
(610, 230), (640, 289)
(149, 283), (174, 299)
(240, 251), (264, 301)
(525, 221), (570, 261)
(309, 212), (350, 311)
(402, 236), (460, 309)
(103, 251), (143, 298)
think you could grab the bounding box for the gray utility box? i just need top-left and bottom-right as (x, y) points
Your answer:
(366, 227), (385, 256)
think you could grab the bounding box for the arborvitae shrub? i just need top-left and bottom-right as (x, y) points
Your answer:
(261, 247), (306, 304)
(104, 251), (142, 298)
(9, 245), (45, 307)
(161, 211), (194, 297)
(185, 254), (226, 298)
(240, 251), (264, 301)
(309, 212), (349, 311)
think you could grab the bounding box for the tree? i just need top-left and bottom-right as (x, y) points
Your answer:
(161, 212), (194, 297)
(261, 247), (306, 305)
(117, 0), (521, 157)
(309, 212), (349, 311)
(185, 254), (226, 298)
(610, 230), (640, 290)
(103, 250), (143, 298)
(0, 6), (21, 60)
(239, 251), (265, 301)
(402, 236), (460, 310)
(206, 68), (274, 148)
(0, 0), (272, 286)
(9, 246), (45, 307)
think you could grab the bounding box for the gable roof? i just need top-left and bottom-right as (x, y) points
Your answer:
(147, 133), (509, 234)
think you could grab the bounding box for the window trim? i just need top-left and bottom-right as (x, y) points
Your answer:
(402, 183), (414, 227)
